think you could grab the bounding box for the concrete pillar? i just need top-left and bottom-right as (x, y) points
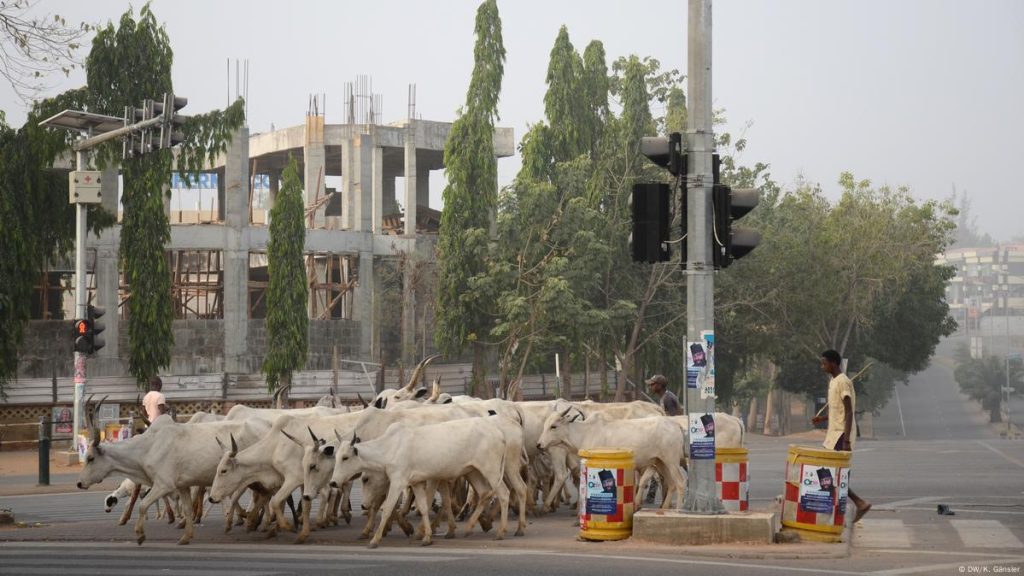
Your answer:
(223, 127), (250, 373)
(404, 121), (417, 236)
(304, 115), (326, 228)
(355, 251), (376, 360)
(96, 166), (120, 359)
(371, 145), (384, 234)
(351, 134), (374, 232)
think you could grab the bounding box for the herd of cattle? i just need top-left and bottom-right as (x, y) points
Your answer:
(77, 357), (746, 548)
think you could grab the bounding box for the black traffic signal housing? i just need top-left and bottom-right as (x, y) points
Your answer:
(711, 156), (761, 269)
(156, 93), (188, 149)
(631, 183), (671, 263)
(632, 132), (686, 264)
(88, 305), (106, 354)
(73, 318), (92, 354)
(73, 305), (106, 355)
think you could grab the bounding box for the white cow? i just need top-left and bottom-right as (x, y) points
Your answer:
(369, 355), (440, 409)
(330, 415), (511, 548)
(77, 400), (270, 545)
(537, 406), (687, 509)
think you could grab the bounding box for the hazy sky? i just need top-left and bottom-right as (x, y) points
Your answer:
(4, 0), (1022, 241)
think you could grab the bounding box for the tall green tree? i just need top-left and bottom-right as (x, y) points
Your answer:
(0, 4), (245, 391)
(435, 0), (505, 395)
(263, 159), (308, 397)
(955, 350), (1020, 423)
(544, 26), (585, 163)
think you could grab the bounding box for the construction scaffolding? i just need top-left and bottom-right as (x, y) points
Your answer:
(248, 252), (357, 320)
(169, 250), (224, 319)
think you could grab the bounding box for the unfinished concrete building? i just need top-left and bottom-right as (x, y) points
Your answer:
(18, 90), (514, 379)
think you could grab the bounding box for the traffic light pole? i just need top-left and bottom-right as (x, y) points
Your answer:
(682, 0), (724, 514)
(72, 142), (89, 461)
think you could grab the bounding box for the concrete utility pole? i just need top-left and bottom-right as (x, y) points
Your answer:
(682, 0), (724, 514)
(71, 142), (89, 459)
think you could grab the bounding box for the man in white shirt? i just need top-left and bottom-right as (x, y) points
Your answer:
(142, 376), (167, 424)
(813, 349), (871, 523)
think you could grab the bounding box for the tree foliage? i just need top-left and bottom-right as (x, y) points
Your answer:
(0, 4), (244, 390)
(435, 0), (505, 392)
(263, 158), (308, 392)
(0, 0), (91, 103)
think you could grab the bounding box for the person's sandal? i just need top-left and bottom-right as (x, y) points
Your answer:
(853, 503), (872, 523)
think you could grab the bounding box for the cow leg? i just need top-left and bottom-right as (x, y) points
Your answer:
(177, 487), (196, 545)
(439, 480), (457, 539)
(340, 482), (353, 525)
(543, 451), (570, 513)
(394, 486), (416, 537)
(636, 467), (656, 510)
(295, 494), (313, 544)
(118, 483), (143, 526)
(134, 484), (172, 545)
(506, 466), (528, 537)
(192, 486), (205, 524)
(410, 483), (434, 546)
(462, 471), (496, 537)
(369, 481), (406, 549)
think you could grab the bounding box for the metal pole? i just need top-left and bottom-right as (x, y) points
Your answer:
(72, 143), (89, 462)
(38, 416), (50, 486)
(682, 0), (724, 514)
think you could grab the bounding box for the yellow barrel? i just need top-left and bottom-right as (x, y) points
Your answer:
(578, 448), (635, 541)
(715, 447), (749, 512)
(780, 444), (852, 543)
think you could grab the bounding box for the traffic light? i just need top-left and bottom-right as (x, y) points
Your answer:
(640, 132), (685, 176)
(633, 132), (686, 264)
(88, 305), (106, 354)
(73, 318), (92, 354)
(72, 305), (106, 355)
(156, 93), (188, 149)
(631, 183), (670, 263)
(711, 183), (761, 269)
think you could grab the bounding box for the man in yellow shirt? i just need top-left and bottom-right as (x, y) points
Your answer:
(812, 349), (872, 523)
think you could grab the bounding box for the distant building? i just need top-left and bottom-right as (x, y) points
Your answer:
(937, 244), (1024, 342)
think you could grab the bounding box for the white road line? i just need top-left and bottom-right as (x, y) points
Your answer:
(977, 440), (1024, 469)
(950, 519), (1024, 549)
(855, 519), (911, 548)
(894, 385), (906, 436)
(875, 495), (948, 510)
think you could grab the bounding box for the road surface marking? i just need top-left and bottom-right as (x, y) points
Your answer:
(977, 440), (1024, 469)
(950, 519), (1024, 548)
(876, 495), (947, 510)
(855, 519), (911, 548)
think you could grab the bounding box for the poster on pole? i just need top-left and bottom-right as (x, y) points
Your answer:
(688, 412), (715, 460)
(799, 464), (837, 513)
(700, 330), (716, 399)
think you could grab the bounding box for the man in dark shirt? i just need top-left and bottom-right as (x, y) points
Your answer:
(646, 374), (681, 416)
(644, 374), (680, 505)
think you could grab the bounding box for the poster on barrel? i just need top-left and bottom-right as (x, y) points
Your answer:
(799, 464), (849, 514)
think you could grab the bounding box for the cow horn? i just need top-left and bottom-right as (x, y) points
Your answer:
(330, 396), (337, 409)
(560, 406), (572, 418)
(428, 378), (441, 402)
(281, 429), (301, 446)
(308, 426), (320, 445)
(404, 354), (440, 391)
(229, 433), (238, 457)
(356, 393), (369, 409)
(216, 437), (226, 451)
(334, 429), (343, 443)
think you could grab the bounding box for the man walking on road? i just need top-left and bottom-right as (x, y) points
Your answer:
(646, 374), (681, 416)
(142, 376), (167, 425)
(813, 349), (872, 523)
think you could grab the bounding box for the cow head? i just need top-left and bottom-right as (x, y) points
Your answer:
(329, 430), (363, 490)
(208, 433), (241, 504)
(77, 395), (113, 490)
(537, 406), (585, 451)
(370, 354), (440, 408)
